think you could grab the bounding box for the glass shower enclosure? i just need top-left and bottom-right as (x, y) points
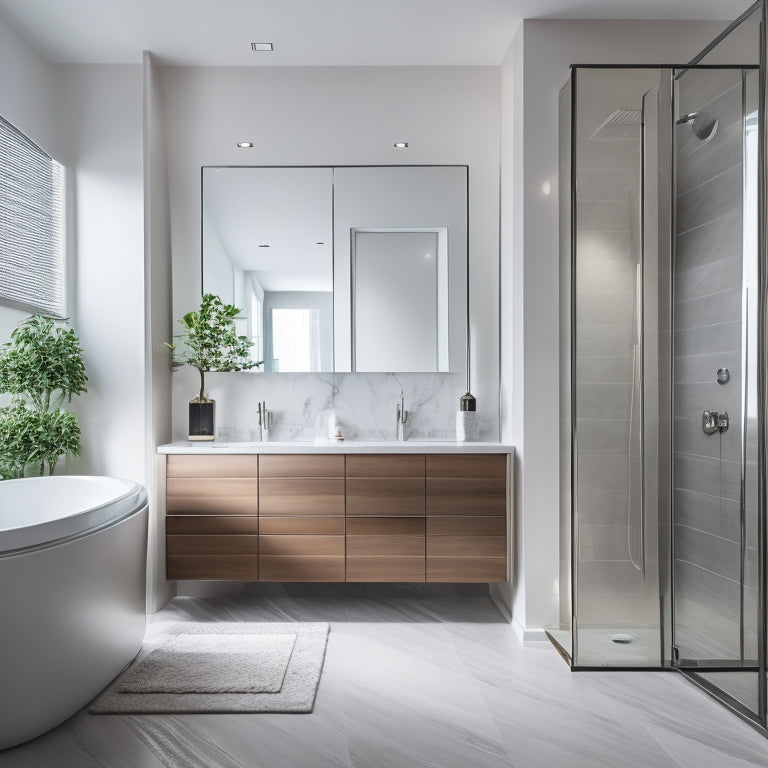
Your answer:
(555, 0), (766, 730)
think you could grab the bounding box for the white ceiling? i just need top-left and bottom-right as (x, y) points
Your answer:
(0, 0), (753, 67)
(204, 167), (334, 292)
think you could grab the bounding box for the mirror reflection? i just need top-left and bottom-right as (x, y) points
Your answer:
(202, 165), (467, 373)
(203, 167), (333, 372)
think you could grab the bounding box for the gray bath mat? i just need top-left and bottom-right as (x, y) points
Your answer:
(89, 622), (329, 714)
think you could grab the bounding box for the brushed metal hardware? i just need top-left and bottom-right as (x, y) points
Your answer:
(702, 410), (729, 435)
(717, 367), (730, 384)
(396, 392), (409, 441)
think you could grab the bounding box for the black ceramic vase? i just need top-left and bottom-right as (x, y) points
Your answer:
(188, 396), (215, 441)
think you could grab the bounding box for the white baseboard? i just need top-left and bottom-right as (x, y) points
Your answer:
(489, 588), (513, 623)
(511, 619), (548, 643)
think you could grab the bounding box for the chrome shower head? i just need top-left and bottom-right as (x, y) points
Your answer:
(677, 111), (718, 142)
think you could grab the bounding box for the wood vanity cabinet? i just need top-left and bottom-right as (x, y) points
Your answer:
(426, 454), (508, 582)
(164, 451), (508, 584)
(165, 454), (259, 580)
(346, 455), (426, 582)
(258, 455), (345, 582)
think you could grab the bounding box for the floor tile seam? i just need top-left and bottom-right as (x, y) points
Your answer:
(487, 704), (680, 768)
(124, 714), (252, 768)
(639, 714), (768, 763)
(50, 721), (116, 768)
(575, 671), (757, 741)
(339, 674), (512, 749)
(631, 718), (733, 768)
(342, 710), (517, 768)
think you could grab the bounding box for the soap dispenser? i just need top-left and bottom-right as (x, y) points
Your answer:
(456, 391), (478, 442)
(314, 409), (344, 443)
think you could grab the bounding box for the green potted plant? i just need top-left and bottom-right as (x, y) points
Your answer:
(167, 293), (259, 441)
(0, 314), (87, 478)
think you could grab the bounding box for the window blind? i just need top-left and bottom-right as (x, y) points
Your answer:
(0, 116), (65, 317)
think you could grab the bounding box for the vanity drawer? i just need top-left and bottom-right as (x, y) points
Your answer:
(167, 555), (258, 581)
(167, 454), (258, 478)
(347, 516), (424, 545)
(426, 517), (506, 558)
(167, 478), (258, 515)
(346, 478), (425, 516)
(426, 557), (506, 583)
(426, 515), (506, 582)
(426, 477), (506, 516)
(346, 455), (424, 478)
(426, 454), (507, 479)
(166, 515), (259, 535)
(259, 557), (345, 582)
(167, 534), (258, 556)
(346, 517), (425, 582)
(426, 455), (507, 517)
(259, 516), (344, 535)
(259, 478), (345, 516)
(259, 455), (344, 478)
(259, 535), (344, 558)
(346, 557), (425, 582)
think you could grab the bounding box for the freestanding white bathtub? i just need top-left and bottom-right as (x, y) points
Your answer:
(0, 476), (148, 750)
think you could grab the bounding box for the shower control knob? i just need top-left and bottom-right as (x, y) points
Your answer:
(702, 410), (719, 435)
(716, 368), (730, 384)
(702, 410), (729, 435)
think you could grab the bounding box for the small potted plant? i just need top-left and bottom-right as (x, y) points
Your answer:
(167, 293), (260, 441)
(0, 314), (87, 478)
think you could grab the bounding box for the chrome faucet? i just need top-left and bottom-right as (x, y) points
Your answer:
(396, 392), (409, 441)
(258, 400), (273, 441)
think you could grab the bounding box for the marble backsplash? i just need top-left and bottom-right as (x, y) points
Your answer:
(171, 369), (497, 443)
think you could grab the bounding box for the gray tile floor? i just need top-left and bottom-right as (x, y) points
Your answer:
(3, 585), (768, 767)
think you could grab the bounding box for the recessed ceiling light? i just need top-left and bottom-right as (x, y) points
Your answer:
(394, 142), (409, 148)
(237, 141), (253, 148)
(251, 42), (274, 52)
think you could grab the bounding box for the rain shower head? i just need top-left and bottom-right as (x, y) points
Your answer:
(677, 111), (718, 142)
(591, 109), (642, 140)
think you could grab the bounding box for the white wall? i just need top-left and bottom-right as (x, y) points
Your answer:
(161, 66), (500, 443)
(143, 51), (174, 609)
(0, 13), (149, 485)
(55, 64), (147, 484)
(0, 14), (63, 347)
(499, 19), (728, 636)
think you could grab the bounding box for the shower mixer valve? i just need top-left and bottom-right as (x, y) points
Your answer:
(702, 410), (729, 435)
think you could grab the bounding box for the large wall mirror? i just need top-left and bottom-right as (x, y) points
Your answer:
(202, 165), (467, 373)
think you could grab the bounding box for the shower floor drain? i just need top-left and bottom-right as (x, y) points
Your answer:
(609, 633), (635, 644)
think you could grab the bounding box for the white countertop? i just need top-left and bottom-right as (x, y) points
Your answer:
(157, 441), (514, 455)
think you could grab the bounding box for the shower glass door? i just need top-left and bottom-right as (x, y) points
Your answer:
(671, 60), (761, 718)
(570, 67), (667, 668)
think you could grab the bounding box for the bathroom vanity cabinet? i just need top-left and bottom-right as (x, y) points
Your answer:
(258, 455), (346, 582)
(426, 455), (507, 581)
(346, 455), (426, 581)
(161, 447), (511, 583)
(165, 455), (259, 580)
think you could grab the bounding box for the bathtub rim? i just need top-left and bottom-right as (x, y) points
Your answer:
(0, 476), (148, 557)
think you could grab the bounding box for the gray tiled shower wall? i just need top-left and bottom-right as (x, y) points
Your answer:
(673, 72), (754, 660)
(575, 127), (654, 626)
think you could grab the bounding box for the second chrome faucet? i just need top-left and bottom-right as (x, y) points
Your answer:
(396, 392), (409, 441)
